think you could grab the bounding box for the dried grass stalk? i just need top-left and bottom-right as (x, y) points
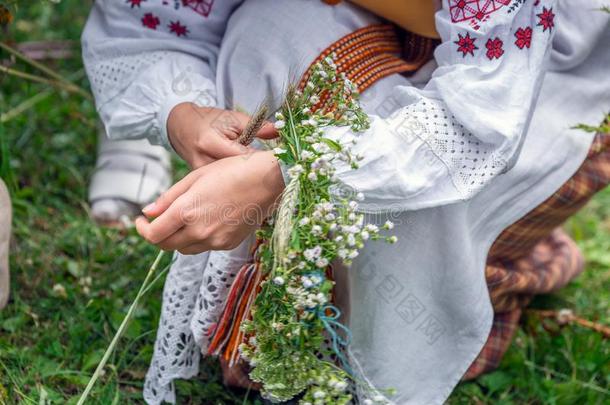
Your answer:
(272, 175), (299, 269)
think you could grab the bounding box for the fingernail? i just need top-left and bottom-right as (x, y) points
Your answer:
(142, 202), (156, 214)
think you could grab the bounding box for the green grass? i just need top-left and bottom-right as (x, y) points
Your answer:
(0, 2), (608, 404)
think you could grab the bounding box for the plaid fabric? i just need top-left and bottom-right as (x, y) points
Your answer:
(464, 130), (610, 380)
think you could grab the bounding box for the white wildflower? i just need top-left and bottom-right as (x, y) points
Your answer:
(361, 230), (370, 240)
(313, 391), (326, 399)
(274, 120), (286, 130)
(302, 277), (314, 289)
(388, 236), (398, 244)
(52, 283), (67, 298)
(304, 246), (322, 261)
(299, 217), (311, 226)
(335, 381), (348, 391)
(288, 164), (304, 177)
(301, 150), (314, 160)
(324, 213), (335, 221)
(384, 220), (395, 230)
(273, 276), (285, 286)
(365, 224), (379, 232)
(356, 192), (365, 201)
(307, 172), (318, 181)
(315, 257), (329, 268)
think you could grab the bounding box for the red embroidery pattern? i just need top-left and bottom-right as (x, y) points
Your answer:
(537, 6), (555, 32)
(514, 27), (532, 49)
(168, 20), (189, 37)
(448, 0), (511, 30)
(181, 0), (215, 18)
(455, 32), (478, 57)
(485, 37), (504, 59)
(141, 12), (160, 29)
(126, 0), (146, 8)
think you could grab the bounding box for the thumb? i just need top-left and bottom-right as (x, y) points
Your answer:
(255, 121), (279, 140)
(225, 110), (278, 140)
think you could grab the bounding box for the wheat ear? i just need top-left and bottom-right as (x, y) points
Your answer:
(238, 104), (269, 146)
(272, 175), (300, 269)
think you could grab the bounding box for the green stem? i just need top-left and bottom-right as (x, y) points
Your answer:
(0, 41), (92, 100)
(1, 70), (85, 123)
(0, 64), (89, 99)
(76, 250), (166, 405)
(284, 101), (302, 158)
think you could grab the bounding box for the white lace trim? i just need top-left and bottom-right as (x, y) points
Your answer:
(399, 98), (508, 199)
(143, 238), (254, 405)
(84, 50), (168, 107)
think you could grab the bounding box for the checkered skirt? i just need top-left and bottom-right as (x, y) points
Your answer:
(464, 129), (610, 379)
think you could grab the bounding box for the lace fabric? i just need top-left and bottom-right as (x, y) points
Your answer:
(144, 238), (254, 404)
(398, 98), (508, 199)
(84, 51), (168, 107)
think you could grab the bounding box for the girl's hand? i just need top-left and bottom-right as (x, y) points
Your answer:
(167, 103), (277, 168)
(135, 151), (284, 254)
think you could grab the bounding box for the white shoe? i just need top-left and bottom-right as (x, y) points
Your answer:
(0, 179), (11, 310)
(89, 128), (172, 228)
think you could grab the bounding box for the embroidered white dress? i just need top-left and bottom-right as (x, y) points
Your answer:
(81, 1), (610, 404)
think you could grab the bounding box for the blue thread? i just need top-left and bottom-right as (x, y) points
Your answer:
(318, 305), (354, 375)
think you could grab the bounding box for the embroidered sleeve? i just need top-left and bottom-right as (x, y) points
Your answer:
(81, 0), (231, 147)
(331, 0), (557, 211)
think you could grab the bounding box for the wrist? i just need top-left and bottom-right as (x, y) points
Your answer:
(166, 102), (196, 149)
(254, 151), (285, 204)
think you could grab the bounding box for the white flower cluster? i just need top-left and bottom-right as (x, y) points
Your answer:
(301, 375), (351, 405)
(362, 394), (391, 405)
(269, 60), (397, 314)
(286, 283), (328, 310)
